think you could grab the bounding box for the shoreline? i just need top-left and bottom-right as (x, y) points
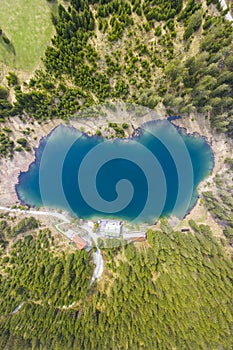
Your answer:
(170, 113), (232, 235)
(0, 106), (231, 230)
(14, 123), (63, 206)
(16, 114), (214, 223)
(11, 103), (167, 207)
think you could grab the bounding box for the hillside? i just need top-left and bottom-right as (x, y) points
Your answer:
(0, 216), (232, 349)
(0, 0), (233, 349)
(0, 0), (54, 80)
(0, 0), (232, 133)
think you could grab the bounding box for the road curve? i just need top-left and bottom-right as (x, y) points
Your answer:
(0, 206), (69, 223)
(82, 224), (104, 285)
(0, 207), (104, 285)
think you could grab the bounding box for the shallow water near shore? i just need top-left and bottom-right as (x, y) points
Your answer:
(16, 120), (214, 224)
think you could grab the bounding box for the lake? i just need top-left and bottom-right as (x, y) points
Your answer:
(16, 120), (214, 224)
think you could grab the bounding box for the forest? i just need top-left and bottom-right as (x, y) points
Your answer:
(203, 158), (233, 246)
(0, 219), (232, 349)
(0, 217), (92, 318)
(0, 0), (232, 139)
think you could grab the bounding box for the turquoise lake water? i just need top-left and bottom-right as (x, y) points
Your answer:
(16, 120), (214, 223)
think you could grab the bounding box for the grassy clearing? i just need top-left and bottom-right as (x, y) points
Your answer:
(0, 0), (54, 74)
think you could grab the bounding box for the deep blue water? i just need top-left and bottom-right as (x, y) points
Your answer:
(16, 120), (214, 223)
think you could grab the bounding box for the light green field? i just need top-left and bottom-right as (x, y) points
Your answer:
(0, 0), (54, 74)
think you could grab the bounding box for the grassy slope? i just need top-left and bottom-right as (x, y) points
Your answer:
(0, 0), (54, 74)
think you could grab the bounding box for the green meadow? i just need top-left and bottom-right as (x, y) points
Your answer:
(0, 0), (54, 73)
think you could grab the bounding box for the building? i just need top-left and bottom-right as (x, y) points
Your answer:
(129, 237), (146, 243)
(123, 231), (146, 241)
(87, 221), (94, 229)
(73, 236), (87, 250)
(98, 220), (122, 238)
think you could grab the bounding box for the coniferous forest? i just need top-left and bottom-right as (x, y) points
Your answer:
(0, 220), (232, 349)
(0, 0), (233, 349)
(0, 0), (233, 135)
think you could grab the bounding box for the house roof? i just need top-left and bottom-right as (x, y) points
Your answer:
(73, 236), (87, 250)
(99, 220), (122, 233)
(129, 237), (146, 242)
